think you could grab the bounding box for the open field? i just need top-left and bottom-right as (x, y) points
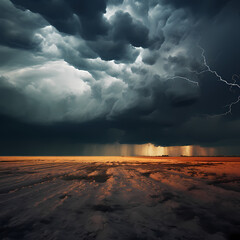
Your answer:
(0, 157), (240, 240)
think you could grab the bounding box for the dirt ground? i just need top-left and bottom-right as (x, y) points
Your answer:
(0, 157), (240, 240)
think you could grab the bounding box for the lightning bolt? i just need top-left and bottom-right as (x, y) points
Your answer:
(167, 76), (199, 86)
(222, 95), (240, 116)
(230, 74), (240, 92)
(190, 44), (240, 116)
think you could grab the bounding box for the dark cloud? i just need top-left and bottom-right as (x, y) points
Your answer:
(0, 0), (46, 50)
(164, 78), (200, 107)
(9, 0), (164, 62)
(0, 0), (239, 155)
(142, 50), (159, 65)
(0, 77), (30, 119)
(108, 0), (124, 5)
(162, 0), (234, 16)
(88, 39), (139, 63)
(11, 0), (109, 39)
(111, 11), (150, 48)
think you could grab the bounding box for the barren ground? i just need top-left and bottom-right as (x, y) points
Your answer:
(0, 157), (240, 240)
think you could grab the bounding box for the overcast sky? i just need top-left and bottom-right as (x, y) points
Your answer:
(0, 0), (240, 155)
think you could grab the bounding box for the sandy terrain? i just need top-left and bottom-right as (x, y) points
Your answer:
(0, 157), (240, 240)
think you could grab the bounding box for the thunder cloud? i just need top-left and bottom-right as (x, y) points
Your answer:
(0, 0), (240, 155)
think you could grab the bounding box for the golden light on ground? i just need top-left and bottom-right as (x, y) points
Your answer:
(67, 143), (217, 156)
(133, 144), (216, 156)
(1, 156), (240, 240)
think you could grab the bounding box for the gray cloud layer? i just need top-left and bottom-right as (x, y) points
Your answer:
(0, 0), (240, 154)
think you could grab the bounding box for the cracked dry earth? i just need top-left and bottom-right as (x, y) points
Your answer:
(0, 157), (240, 240)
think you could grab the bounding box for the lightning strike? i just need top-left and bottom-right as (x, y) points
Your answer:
(167, 76), (199, 86)
(197, 45), (240, 89)
(230, 74), (240, 92)
(191, 44), (240, 116)
(224, 95), (240, 115)
(208, 95), (240, 118)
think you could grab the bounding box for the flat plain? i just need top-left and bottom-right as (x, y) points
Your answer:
(0, 156), (240, 240)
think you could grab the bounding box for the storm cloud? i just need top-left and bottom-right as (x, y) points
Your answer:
(0, 0), (240, 155)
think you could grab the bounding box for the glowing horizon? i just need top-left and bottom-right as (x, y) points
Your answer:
(74, 143), (216, 157)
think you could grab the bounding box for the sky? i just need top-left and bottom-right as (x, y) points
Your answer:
(0, 0), (240, 156)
